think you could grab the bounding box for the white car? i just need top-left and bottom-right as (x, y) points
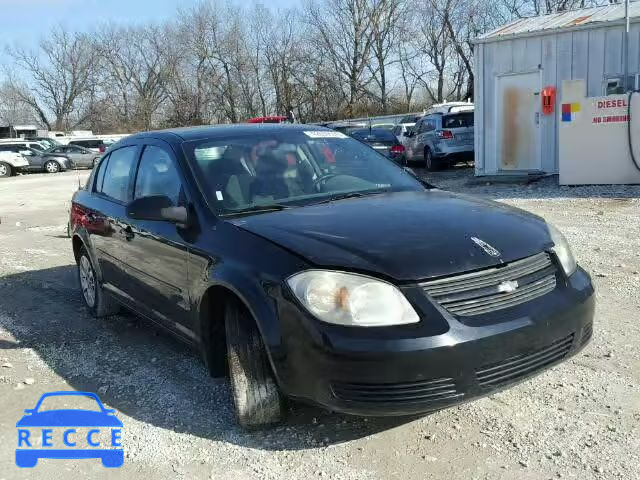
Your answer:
(0, 139), (48, 152)
(0, 151), (30, 178)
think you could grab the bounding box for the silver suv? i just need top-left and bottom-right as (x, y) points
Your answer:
(406, 110), (474, 170)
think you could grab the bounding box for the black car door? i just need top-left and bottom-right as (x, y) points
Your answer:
(121, 140), (193, 339)
(90, 145), (141, 301)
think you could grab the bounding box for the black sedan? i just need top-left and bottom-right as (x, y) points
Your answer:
(349, 127), (406, 163)
(70, 125), (594, 428)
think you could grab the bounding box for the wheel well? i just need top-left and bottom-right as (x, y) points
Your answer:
(199, 285), (248, 377)
(72, 235), (84, 263)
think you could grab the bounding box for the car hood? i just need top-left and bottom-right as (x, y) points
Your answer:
(16, 410), (122, 427)
(229, 190), (553, 281)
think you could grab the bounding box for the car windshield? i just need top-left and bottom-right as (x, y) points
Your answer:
(443, 112), (474, 128)
(350, 129), (397, 143)
(36, 394), (102, 412)
(183, 130), (424, 216)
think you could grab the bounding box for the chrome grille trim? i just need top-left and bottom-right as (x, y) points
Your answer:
(421, 252), (557, 316)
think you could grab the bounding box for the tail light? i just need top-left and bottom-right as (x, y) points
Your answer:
(390, 144), (405, 156)
(436, 130), (454, 140)
(99, 145), (106, 153)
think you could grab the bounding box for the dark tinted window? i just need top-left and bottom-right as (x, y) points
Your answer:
(51, 147), (64, 153)
(29, 143), (44, 151)
(134, 145), (182, 204)
(98, 147), (137, 202)
(72, 140), (101, 148)
(443, 112), (474, 128)
(350, 129), (397, 143)
(399, 115), (421, 124)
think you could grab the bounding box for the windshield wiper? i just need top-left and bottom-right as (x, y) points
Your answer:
(221, 204), (291, 217)
(310, 190), (386, 206)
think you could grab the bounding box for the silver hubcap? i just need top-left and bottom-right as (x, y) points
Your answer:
(79, 256), (96, 308)
(46, 162), (58, 173)
(0, 164), (7, 176)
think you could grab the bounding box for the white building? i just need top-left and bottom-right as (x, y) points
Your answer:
(473, 3), (640, 176)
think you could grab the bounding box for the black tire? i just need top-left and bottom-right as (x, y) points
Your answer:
(225, 300), (282, 429)
(425, 148), (439, 171)
(77, 246), (120, 318)
(0, 162), (13, 178)
(44, 160), (61, 174)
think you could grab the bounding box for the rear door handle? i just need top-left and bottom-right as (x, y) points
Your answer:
(123, 226), (134, 241)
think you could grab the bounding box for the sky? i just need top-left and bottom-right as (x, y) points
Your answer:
(0, 0), (296, 64)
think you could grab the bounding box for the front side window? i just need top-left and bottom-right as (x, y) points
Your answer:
(183, 130), (424, 216)
(98, 146), (137, 202)
(29, 143), (44, 151)
(134, 145), (182, 204)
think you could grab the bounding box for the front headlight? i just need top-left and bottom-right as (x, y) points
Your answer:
(287, 270), (420, 327)
(548, 223), (577, 276)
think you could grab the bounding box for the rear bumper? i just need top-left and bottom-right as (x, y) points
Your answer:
(273, 268), (594, 416)
(433, 144), (474, 158)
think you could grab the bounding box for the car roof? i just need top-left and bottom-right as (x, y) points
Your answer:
(120, 124), (329, 146)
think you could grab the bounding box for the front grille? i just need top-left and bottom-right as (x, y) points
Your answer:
(331, 377), (462, 404)
(475, 334), (574, 388)
(420, 252), (557, 316)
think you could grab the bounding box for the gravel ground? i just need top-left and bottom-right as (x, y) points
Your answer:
(0, 168), (638, 480)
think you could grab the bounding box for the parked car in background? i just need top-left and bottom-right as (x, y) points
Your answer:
(0, 151), (30, 177)
(406, 110), (474, 170)
(327, 121), (367, 135)
(45, 144), (101, 169)
(70, 124), (593, 429)
(0, 144), (70, 173)
(68, 138), (113, 154)
(0, 139), (48, 152)
(26, 137), (61, 150)
(371, 123), (396, 131)
(350, 128), (406, 163)
(392, 121), (420, 146)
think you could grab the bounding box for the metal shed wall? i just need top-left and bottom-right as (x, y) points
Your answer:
(475, 22), (640, 175)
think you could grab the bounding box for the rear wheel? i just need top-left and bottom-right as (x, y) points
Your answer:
(44, 160), (60, 174)
(225, 300), (283, 429)
(0, 162), (13, 178)
(77, 246), (120, 318)
(425, 148), (439, 171)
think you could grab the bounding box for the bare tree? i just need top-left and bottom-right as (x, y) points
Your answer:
(6, 27), (99, 130)
(366, 0), (406, 111)
(305, 0), (376, 116)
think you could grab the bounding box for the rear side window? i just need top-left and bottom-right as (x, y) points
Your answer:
(134, 145), (182, 204)
(443, 112), (474, 128)
(97, 146), (137, 202)
(351, 129), (396, 142)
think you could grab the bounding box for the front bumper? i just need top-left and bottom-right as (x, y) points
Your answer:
(272, 267), (594, 416)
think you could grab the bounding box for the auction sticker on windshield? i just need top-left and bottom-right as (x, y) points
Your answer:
(303, 131), (348, 139)
(15, 391), (123, 468)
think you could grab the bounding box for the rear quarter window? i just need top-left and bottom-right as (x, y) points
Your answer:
(443, 112), (474, 128)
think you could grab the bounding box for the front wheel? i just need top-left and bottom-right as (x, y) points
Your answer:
(225, 300), (283, 429)
(44, 160), (60, 174)
(0, 162), (13, 178)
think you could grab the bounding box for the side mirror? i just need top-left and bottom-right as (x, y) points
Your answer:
(126, 196), (189, 225)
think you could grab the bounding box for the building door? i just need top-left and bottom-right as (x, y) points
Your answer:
(496, 72), (541, 171)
